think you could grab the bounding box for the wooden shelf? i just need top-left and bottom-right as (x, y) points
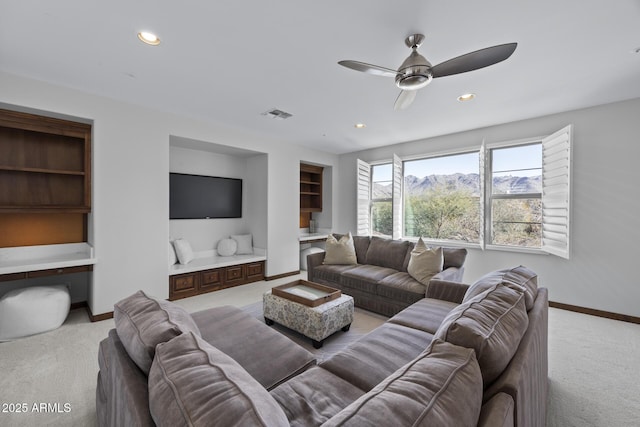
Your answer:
(0, 165), (85, 176)
(300, 163), (323, 214)
(0, 109), (91, 214)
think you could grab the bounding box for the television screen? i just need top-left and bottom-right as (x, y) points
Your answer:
(170, 173), (242, 219)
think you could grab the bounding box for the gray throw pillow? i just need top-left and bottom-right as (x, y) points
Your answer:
(324, 339), (483, 427)
(463, 265), (538, 311)
(113, 290), (200, 375)
(149, 332), (289, 427)
(435, 282), (529, 386)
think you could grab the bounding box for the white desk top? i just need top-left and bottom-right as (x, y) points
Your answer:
(299, 232), (329, 242)
(0, 243), (96, 275)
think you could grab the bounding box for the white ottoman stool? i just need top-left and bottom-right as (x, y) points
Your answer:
(300, 247), (324, 270)
(0, 285), (71, 341)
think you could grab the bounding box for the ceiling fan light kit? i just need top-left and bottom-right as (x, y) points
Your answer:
(338, 34), (517, 110)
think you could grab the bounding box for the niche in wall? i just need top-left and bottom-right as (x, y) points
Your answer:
(169, 136), (267, 253)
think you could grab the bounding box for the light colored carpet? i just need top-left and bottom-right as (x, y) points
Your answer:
(0, 277), (638, 426)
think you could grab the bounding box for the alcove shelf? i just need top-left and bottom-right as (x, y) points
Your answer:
(0, 109), (91, 213)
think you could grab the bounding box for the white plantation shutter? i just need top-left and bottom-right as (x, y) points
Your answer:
(356, 159), (371, 236)
(479, 140), (486, 248)
(541, 125), (572, 259)
(392, 154), (403, 239)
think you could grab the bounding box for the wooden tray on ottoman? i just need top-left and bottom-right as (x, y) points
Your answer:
(271, 280), (341, 307)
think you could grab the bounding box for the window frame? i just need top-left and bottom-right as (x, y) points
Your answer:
(484, 137), (545, 254)
(402, 148), (483, 248)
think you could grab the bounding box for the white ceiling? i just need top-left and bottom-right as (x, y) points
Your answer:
(1, 1), (639, 154)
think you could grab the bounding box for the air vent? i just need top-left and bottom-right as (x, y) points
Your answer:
(261, 108), (293, 120)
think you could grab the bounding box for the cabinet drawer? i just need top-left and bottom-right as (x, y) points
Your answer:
(246, 262), (264, 280)
(202, 269), (223, 285)
(170, 273), (199, 300)
(200, 268), (223, 291)
(28, 265), (93, 278)
(0, 272), (27, 282)
(225, 265), (245, 283)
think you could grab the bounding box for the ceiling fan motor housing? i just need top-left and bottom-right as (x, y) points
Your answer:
(395, 49), (433, 90)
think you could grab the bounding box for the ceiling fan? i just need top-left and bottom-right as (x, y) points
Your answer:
(338, 34), (517, 110)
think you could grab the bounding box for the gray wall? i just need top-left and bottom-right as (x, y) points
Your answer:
(336, 97), (640, 318)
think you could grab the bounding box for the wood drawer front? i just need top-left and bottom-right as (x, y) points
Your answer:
(200, 269), (223, 290)
(0, 272), (27, 282)
(170, 273), (199, 300)
(225, 265), (245, 283)
(27, 265), (93, 278)
(246, 262), (264, 280)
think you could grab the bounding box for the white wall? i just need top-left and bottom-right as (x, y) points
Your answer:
(337, 97), (640, 318)
(0, 71), (339, 316)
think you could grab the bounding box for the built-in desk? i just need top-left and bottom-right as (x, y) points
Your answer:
(298, 232), (329, 244)
(0, 243), (96, 282)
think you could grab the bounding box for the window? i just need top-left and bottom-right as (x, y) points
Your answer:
(488, 143), (542, 248)
(403, 152), (481, 243)
(356, 124), (572, 257)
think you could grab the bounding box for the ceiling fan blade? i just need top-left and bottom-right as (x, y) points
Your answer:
(431, 43), (517, 78)
(338, 60), (399, 77)
(394, 90), (417, 110)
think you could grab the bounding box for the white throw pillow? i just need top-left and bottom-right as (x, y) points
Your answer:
(323, 232), (358, 265)
(173, 239), (195, 265)
(168, 241), (177, 266)
(231, 234), (253, 255)
(407, 238), (443, 285)
(217, 238), (237, 257)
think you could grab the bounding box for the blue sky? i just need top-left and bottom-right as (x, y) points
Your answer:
(373, 144), (542, 181)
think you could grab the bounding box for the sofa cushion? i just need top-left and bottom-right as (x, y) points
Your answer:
(341, 265), (399, 294)
(270, 366), (365, 426)
(435, 283), (529, 386)
(191, 305), (316, 390)
(407, 238), (443, 285)
(313, 264), (358, 284)
(324, 339), (483, 427)
(376, 272), (427, 304)
(352, 235), (372, 264)
(324, 232), (358, 265)
(148, 332), (289, 427)
(443, 247), (468, 269)
(321, 322), (434, 392)
(365, 237), (411, 271)
(464, 265), (538, 311)
(388, 297), (458, 335)
(113, 290), (201, 375)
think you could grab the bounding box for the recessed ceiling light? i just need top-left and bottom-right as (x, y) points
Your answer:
(137, 31), (161, 46)
(354, 123), (366, 129)
(457, 93), (476, 102)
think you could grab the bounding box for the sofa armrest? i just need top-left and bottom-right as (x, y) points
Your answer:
(426, 279), (469, 304)
(478, 393), (514, 427)
(433, 266), (465, 282)
(307, 251), (326, 281)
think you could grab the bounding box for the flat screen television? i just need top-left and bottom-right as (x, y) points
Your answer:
(170, 173), (242, 219)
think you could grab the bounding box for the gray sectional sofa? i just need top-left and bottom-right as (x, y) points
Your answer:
(96, 265), (547, 427)
(308, 235), (468, 317)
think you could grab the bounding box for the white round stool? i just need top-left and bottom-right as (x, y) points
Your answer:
(0, 285), (71, 341)
(300, 247), (325, 271)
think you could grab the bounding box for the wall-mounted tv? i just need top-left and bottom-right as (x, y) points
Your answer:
(170, 173), (242, 219)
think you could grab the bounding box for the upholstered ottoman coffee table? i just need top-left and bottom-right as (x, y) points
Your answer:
(263, 280), (354, 348)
